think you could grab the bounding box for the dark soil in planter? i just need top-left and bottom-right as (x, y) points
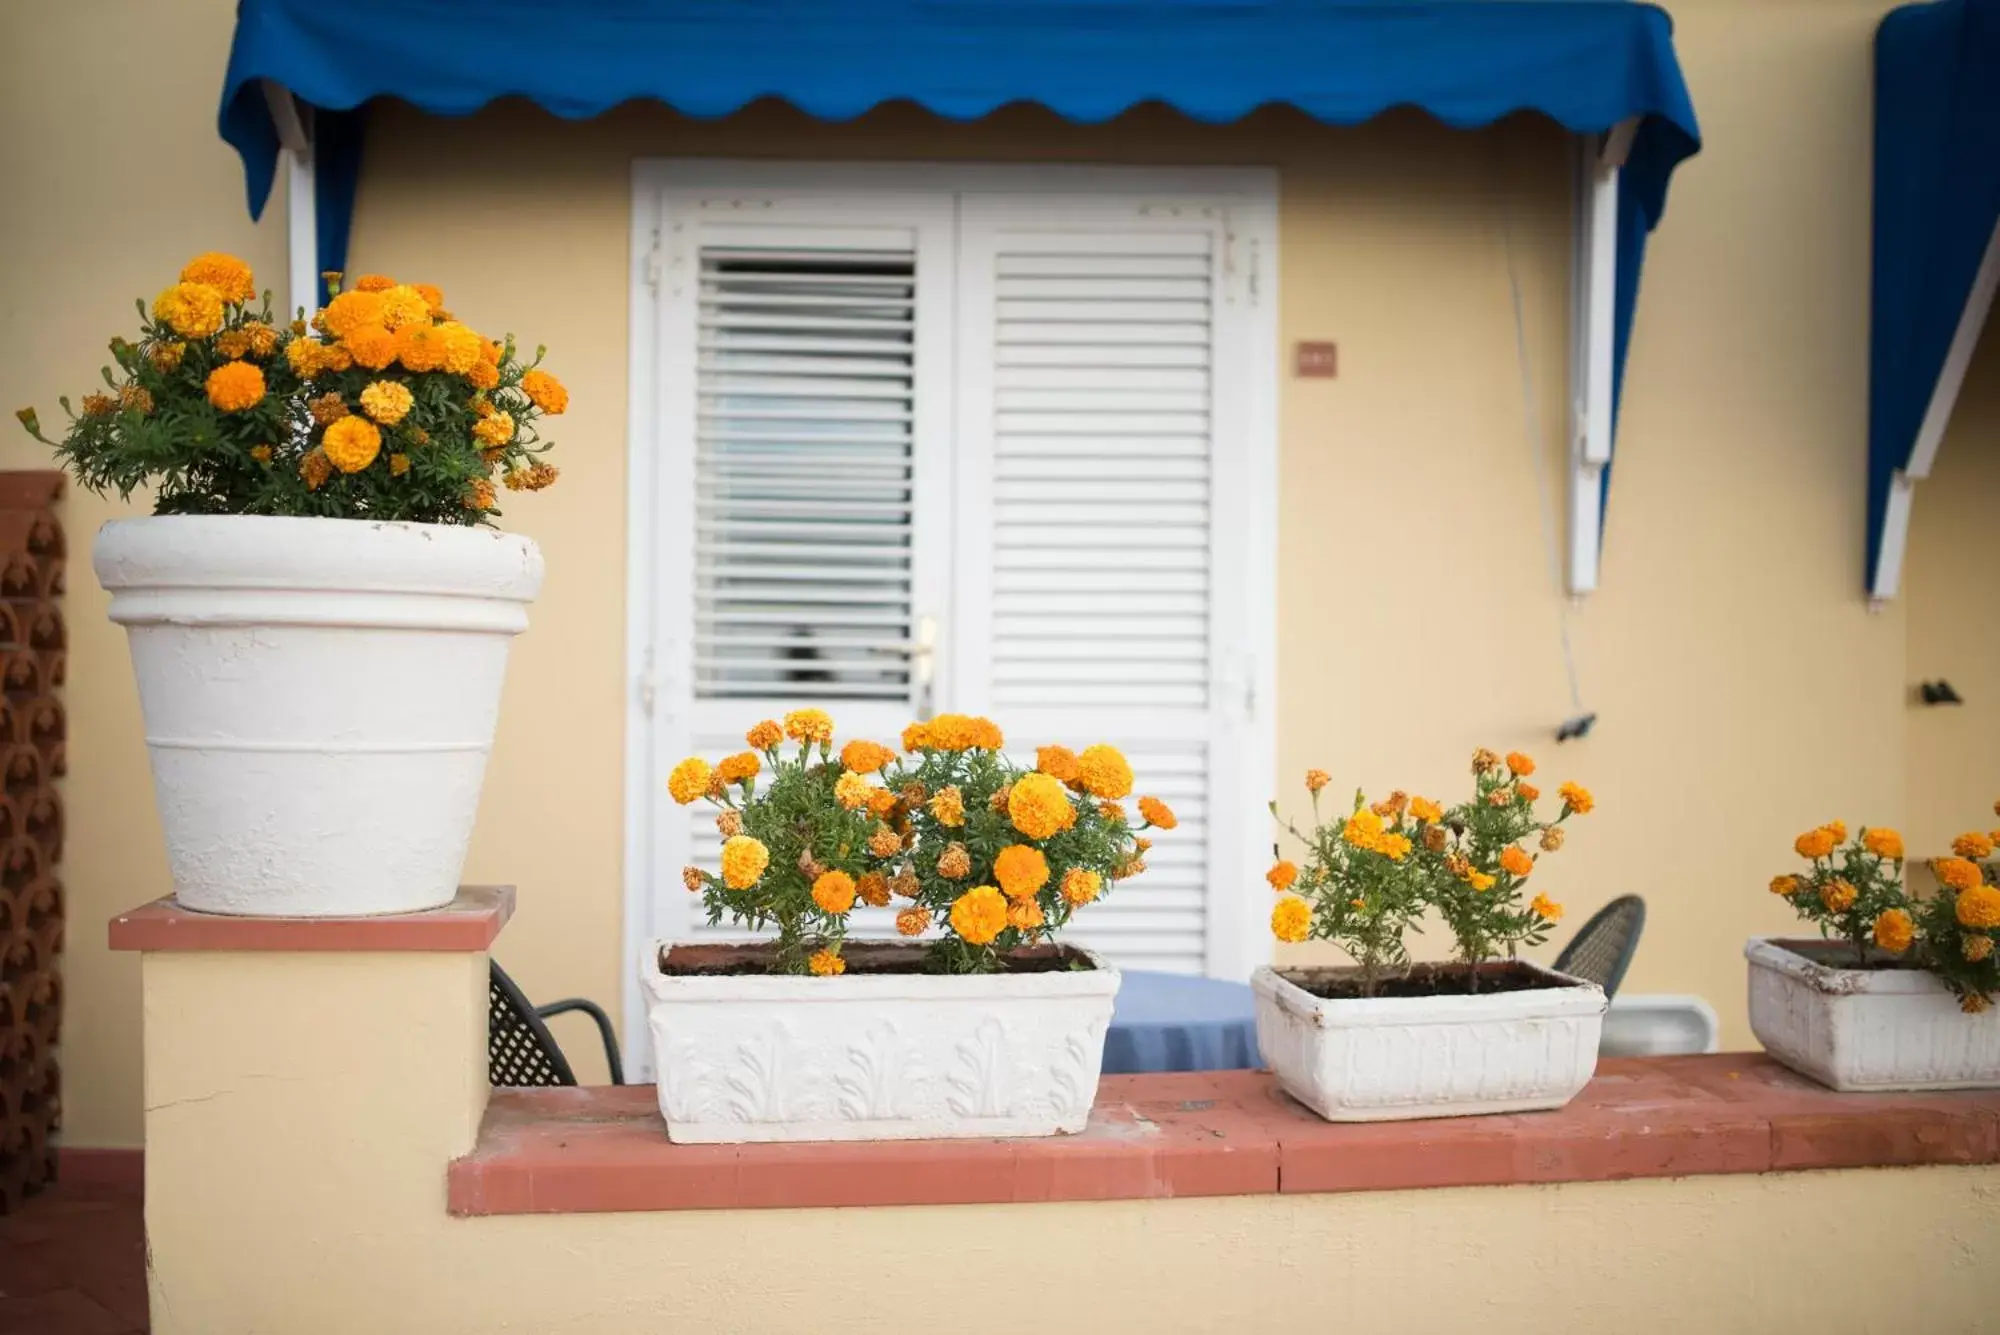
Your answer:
(659, 940), (1098, 977)
(1277, 959), (1579, 1000)
(1769, 938), (1924, 973)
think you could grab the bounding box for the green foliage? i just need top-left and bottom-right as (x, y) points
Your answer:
(1272, 789), (1426, 996)
(1913, 873), (2000, 1008)
(1771, 823), (1909, 968)
(1428, 759), (1571, 979)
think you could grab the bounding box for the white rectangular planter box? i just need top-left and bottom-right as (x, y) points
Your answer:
(1252, 962), (1606, 1122)
(1746, 936), (2000, 1091)
(643, 940), (1120, 1143)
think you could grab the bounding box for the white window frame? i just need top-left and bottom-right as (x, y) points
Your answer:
(624, 160), (1279, 1065)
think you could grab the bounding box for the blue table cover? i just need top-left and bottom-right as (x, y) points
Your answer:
(1103, 971), (1262, 1075)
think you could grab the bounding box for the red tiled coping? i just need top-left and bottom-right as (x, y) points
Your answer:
(447, 1054), (2000, 1216)
(108, 885), (514, 953)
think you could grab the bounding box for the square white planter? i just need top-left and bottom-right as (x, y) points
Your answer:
(1252, 962), (1605, 1121)
(1745, 936), (2000, 1091)
(642, 940), (1120, 1143)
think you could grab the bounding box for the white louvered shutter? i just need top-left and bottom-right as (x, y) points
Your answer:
(950, 195), (1262, 977)
(649, 192), (956, 944)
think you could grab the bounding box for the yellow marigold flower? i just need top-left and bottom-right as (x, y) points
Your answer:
(150, 341), (186, 371)
(1953, 831), (1995, 860)
(320, 290), (385, 340)
(1820, 879), (1858, 914)
(993, 845), (1050, 901)
(321, 416), (382, 474)
(720, 835), (768, 890)
(1008, 772), (1074, 840)
(204, 361), (265, 412)
(321, 344), (353, 372)
(1963, 992), (1992, 1015)
(857, 871), (890, 908)
(808, 949), (846, 977)
(1137, 795), (1176, 830)
(746, 719), (783, 750)
(300, 449), (333, 491)
(214, 328), (252, 360)
(1077, 744), (1134, 800)
(896, 906), (931, 937)
(1769, 874), (1801, 897)
(1955, 883), (2000, 929)
(1342, 809), (1386, 852)
(413, 282), (445, 310)
(929, 785), (966, 827)
(1500, 845), (1534, 878)
(1965, 934), (1995, 963)
(1036, 745), (1081, 783)
(522, 368), (570, 415)
(666, 757), (713, 805)
(840, 739), (894, 775)
(472, 410), (515, 448)
(716, 809), (743, 838)
(244, 322), (278, 358)
(435, 322), (484, 375)
(285, 338), (323, 378)
(1410, 796), (1444, 824)
(1530, 893), (1562, 921)
(1518, 782), (1541, 802)
(385, 452), (410, 477)
(250, 444), (274, 464)
(1099, 801), (1127, 823)
(811, 870), (857, 916)
(1008, 898), (1045, 934)
(1060, 868), (1102, 906)
(180, 252), (255, 304)
(1271, 896), (1312, 944)
(1873, 908), (1914, 954)
(352, 274), (397, 293)
(1794, 827), (1837, 860)
(784, 708), (834, 745)
(377, 285), (432, 331)
(1823, 821), (1849, 844)
(950, 886), (1009, 946)
(1380, 834), (1412, 862)
(681, 866), (705, 893)
(1860, 828), (1906, 860)
(1506, 751), (1536, 777)
(834, 771), (871, 811)
(1267, 860), (1299, 892)
(466, 359), (501, 390)
(716, 752), (761, 785)
(1305, 768), (1331, 794)
(358, 380), (414, 426)
(1471, 748), (1500, 775)
(1557, 782), (1595, 816)
(1540, 826), (1565, 852)
(341, 324), (397, 371)
(153, 282), (225, 338)
(937, 843), (972, 880)
(1936, 857), (1983, 894)
(394, 322), (449, 373)
(867, 825), (902, 858)
(1466, 870), (1495, 891)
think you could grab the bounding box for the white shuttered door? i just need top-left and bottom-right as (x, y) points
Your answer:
(950, 195), (1262, 977)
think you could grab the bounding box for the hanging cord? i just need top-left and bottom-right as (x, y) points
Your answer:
(1500, 189), (1592, 734)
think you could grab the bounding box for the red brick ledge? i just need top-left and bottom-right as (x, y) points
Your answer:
(109, 885), (514, 953)
(447, 1054), (2000, 1216)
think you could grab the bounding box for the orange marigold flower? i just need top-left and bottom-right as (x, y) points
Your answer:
(1506, 751), (1536, 777)
(857, 871), (890, 908)
(745, 719), (783, 751)
(867, 787), (899, 818)
(377, 285), (432, 331)
(1410, 796), (1444, 824)
(394, 322), (449, 373)
(180, 252), (255, 304)
(1964, 934), (1995, 963)
(118, 383), (154, 414)
(1423, 824), (1450, 853)
(1557, 782), (1595, 816)
(1271, 896), (1312, 944)
(1137, 796), (1176, 830)
(243, 322), (279, 358)
(1795, 827), (1837, 860)
(1486, 786), (1516, 807)
(1820, 879), (1858, 913)
(1060, 868), (1102, 906)
(153, 281), (226, 338)
(889, 869), (920, 899)
(319, 290), (385, 340)
(681, 866), (704, 893)
(1305, 768), (1332, 794)
(1517, 783), (1541, 802)
(896, 905), (931, 937)
(937, 843), (972, 880)
(929, 785), (966, 828)
(783, 708), (834, 745)
(720, 835), (768, 889)
(412, 282), (445, 311)
(1823, 821), (1850, 844)
(715, 809), (743, 838)
(1530, 893), (1562, 922)
(1267, 860), (1299, 892)
(308, 391), (349, 425)
(522, 368), (570, 415)
(250, 444), (274, 464)
(343, 324), (398, 371)
(77, 392), (114, 418)
(1007, 898), (1046, 934)
(667, 757), (712, 805)
(435, 322), (484, 375)
(1499, 845), (1534, 878)
(1077, 744), (1134, 800)
(1471, 748), (1501, 775)
(1955, 883), (2000, 929)
(321, 416), (382, 473)
(466, 359), (500, 390)
(1099, 801), (1126, 823)
(867, 825), (902, 858)
(1036, 745), (1081, 783)
(472, 411), (515, 448)
(949, 886), (1009, 946)
(834, 771), (872, 811)
(204, 361), (265, 412)
(1008, 772), (1074, 840)
(150, 341), (186, 372)
(321, 344), (353, 372)
(300, 449), (333, 491)
(840, 739), (894, 775)
(1953, 831), (1995, 861)
(1769, 874), (1801, 896)
(358, 380), (414, 426)
(1863, 828), (1907, 860)
(808, 948), (846, 977)
(352, 274), (397, 293)
(901, 720), (932, 752)
(993, 845), (1050, 901)
(285, 338), (324, 378)
(1113, 856), (1146, 880)
(716, 752), (761, 785)
(387, 452), (412, 477)
(1873, 908), (1915, 954)
(214, 329), (252, 360)
(1936, 857), (1984, 894)
(811, 870), (857, 916)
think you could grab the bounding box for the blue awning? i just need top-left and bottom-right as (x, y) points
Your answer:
(1869, 0), (2000, 598)
(219, 0), (1698, 482)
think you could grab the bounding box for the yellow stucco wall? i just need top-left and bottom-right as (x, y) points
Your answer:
(4, 0), (1986, 1149)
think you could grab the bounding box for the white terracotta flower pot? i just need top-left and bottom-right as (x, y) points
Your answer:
(643, 940), (1120, 1143)
(1252, 961), (1605, 1121)
(1745, 936), (2000, 1091)
(94, 515), (543, 917)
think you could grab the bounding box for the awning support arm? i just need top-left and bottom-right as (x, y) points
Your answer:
(1567, 121), (1630, 595)
(261, 79), (317, 318)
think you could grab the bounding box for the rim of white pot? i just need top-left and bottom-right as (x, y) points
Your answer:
(1253, 960), (1605, 1027)
(643, 938), (1122, 1003)
(1745, 935), (1950, 996)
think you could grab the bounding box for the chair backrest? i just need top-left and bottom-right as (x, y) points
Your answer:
(488, 959), (577, 1087)
(1551, 895), (1646, 998)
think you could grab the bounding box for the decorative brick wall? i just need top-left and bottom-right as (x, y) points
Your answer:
(0, 472), (64, 1211)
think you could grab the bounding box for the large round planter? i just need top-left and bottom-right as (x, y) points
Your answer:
(643, 940), (1120, 1143)
(1253, 961), (1605, 1121)
(1746, 936), (2000, 1091)
(94, 516), (543, 917)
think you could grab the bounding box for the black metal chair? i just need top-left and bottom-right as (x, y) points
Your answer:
(1551, 895), (1646, 999)
(488, 960), (625, 1087)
